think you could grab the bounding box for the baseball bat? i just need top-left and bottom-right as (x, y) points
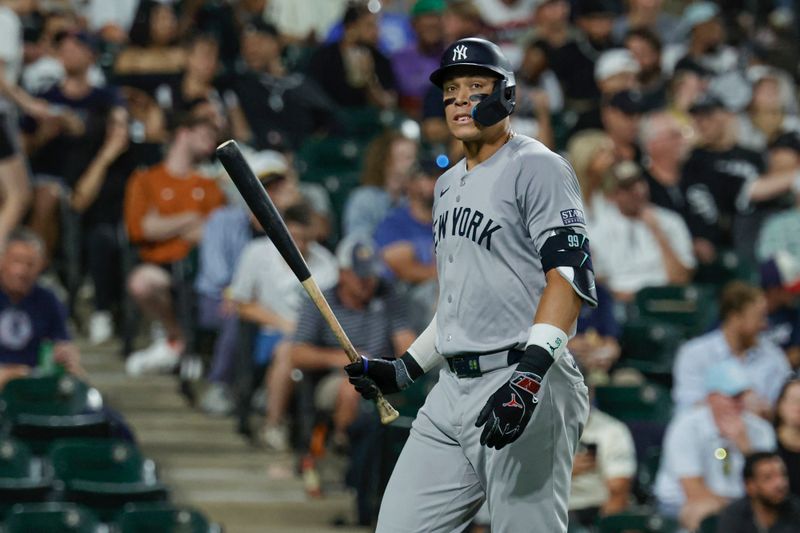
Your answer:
(215, 140), (399, 425)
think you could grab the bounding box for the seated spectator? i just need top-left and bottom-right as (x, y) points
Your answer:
(759, 256), (800, 369)
(775, 378), (800, 497)
(307, 3), (397, 110)
(22, 28), (125, 260)
(473, 0), (537, 68)
(228, 19), (337, 151)
(737, 67), (800, 153)
(123, 115), (225, 376)
(569, 283), (620, 386)
(261, 235), (415, 451)
(390, 0), (444, 119)
(600, 89), (643, 162)
(673, 281), (792, 416)
(591, 160), (695, 301)
(194, 150), (300, 416)
(230, 202), (339, 439)
(342, 130), (417, 238)
(511, 39), (557, 149)
(655, 360), (777, 530)
(566, 129), (616, 225)
(569, 406), (636, 528)
(612, 0), (679, 45)
(639, 111), (691, 216)
(717, 452), (800, 533)
(624, 28), (668, 112)
(0, 228), (82, 388)
(572, 49), (640, 133)
(374, 156), (439, 331)
(113, 0), (186, 87)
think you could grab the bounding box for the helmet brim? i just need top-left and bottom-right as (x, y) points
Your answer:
(429, 63), (509, 88)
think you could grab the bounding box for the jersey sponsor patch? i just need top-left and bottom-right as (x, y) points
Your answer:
(560, 209), (585, 226)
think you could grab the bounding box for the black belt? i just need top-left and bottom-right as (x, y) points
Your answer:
(445, 349), (524, 378)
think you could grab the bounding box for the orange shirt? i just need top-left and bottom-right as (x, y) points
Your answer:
(124, 163), (225, 264)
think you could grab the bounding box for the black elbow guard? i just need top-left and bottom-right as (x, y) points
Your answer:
(540, 229), (598, 307)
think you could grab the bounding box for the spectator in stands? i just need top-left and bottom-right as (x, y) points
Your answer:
(612, 0), (678, 44)
(342, 130), (417, 238)
(717, 451), (800, 532)
(194, 151), (299, 416)
(759, 256), (800, 369)
(591, 160), (695, 301)
(230, 19), (337, 151)
(683, 94), (800, 265)
(639, 111), (691, 215)
(737, 68), (800, 153)
(391, 0), (444, 119)
(566, 129), (616, 225)
(261, 235), (415, 451)
(0, 228), (82, 388)
(529, 0), (570, 50)
(673, 281), (792, 416)
(374, 156), (439, 332)
(442, 0), (484, 44)
(569, 406), (636, 528)
(231, 201), (339, 434)
(23, 28), (125, 260)
(510, 39), (557, 149)
(123, 115), (225, 376)
(572, 49), (640, 133)
(0, 0), (34, 250)
(114, 0), (185, 84)
(775, 378), (800, 496)
(70, 107), (155, 346)
(655, 360), (776, 530)
(625, 28), (667, 111)
(569, 283), (620, 387)
(307, 3), (397, 110)
(600, 89), (643, 162)
(472, 0), (536, 68)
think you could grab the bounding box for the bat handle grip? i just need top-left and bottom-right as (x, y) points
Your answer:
(376, 392), (399, 424)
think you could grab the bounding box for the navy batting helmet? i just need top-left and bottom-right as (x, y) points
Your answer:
(429, 37), (516, 126)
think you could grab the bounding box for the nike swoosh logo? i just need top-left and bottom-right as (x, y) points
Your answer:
(439, 187), (450, 197)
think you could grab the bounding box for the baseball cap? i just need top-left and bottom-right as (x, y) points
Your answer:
(768, 131), (800, 154)
(704, 359), (752, 397)
(611, 160), (644, 187)
(689, 93), (726, 115)
(595, 49), (640, 83)
(680, 1), (720, 34)
(247, 150), (290, 184)
(604, 90), (645, 115)
(336, 235), (380, 279)
(411, 0), (445, 17)
(574, 0), (616, 18)
(760, 251), (800, 293)
(54, 29), (100, 53)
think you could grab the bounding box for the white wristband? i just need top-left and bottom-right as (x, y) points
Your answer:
(527, 323), (569, 361)
(407, 315), (443, 373)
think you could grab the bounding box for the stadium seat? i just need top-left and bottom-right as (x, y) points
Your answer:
(0, 437), (52, 512)
(49, 439), (168, 520)
(594, 383), (673, 425)
(115, 502), (221, 533)
(693, 248), (757, 289)
(698, 513), (719, 533)
(0, 375), (110, 454)
(633, 284), (718, 337)
(634, 447), (662, 505)
(4, 502), (102, 533)
(620, 318), (685, 377)
(596, 509), (679, 532)
(296, 137), (366, 177)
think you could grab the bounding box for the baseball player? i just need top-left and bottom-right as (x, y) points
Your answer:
(345, 37), (596, 532)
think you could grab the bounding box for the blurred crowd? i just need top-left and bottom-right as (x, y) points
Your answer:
(2, 0), (800, 530)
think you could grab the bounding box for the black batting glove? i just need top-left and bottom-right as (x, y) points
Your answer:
(475, 345), (554, 450)
(344, 352), (422, 400)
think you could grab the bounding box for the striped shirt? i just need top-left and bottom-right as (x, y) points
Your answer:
(292, 283), (411, 358)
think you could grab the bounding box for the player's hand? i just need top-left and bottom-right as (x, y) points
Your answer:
(475, 370), (542, 450)
(344, 356), (406, 400)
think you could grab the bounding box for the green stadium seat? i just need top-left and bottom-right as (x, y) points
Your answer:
(0, 375), (110, 454)
(693, 249), (757, 289)
(594, 383), (673, 425)
(296, 137), (366, 177)
(596, 509), (679, 532)
(698, 513), (719, 533)
(0, 437), (52, 512)
(633, 284), (718, 337)
(4, 502), (102, 533)
(620, 318), (685, 376)
(49, 439), (168, 520)
(635, 447), (662, 504)
(115, 502), (221, 533)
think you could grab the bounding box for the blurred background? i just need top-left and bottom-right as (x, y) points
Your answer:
(1, 0), (800, 531)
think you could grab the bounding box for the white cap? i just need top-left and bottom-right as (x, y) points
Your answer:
(594, 49), (640, 83)
(247, 150), (289, 179)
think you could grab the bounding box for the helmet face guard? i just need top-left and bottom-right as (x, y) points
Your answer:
(430, 38), (516, 127)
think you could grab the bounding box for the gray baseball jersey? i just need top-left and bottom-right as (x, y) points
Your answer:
(432, 134), (587, 355)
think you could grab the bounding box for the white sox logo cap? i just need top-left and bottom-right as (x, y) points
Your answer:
(452, 44), (468, 61)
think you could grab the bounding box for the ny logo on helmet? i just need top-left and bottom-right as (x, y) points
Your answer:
(452, 45), (468, 61)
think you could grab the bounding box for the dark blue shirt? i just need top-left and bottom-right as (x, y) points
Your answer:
(766, 305), (800, 351)
(373, 205), (434, 280)
(576, 284), (620, 339)
(0, 285), (70, 367)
